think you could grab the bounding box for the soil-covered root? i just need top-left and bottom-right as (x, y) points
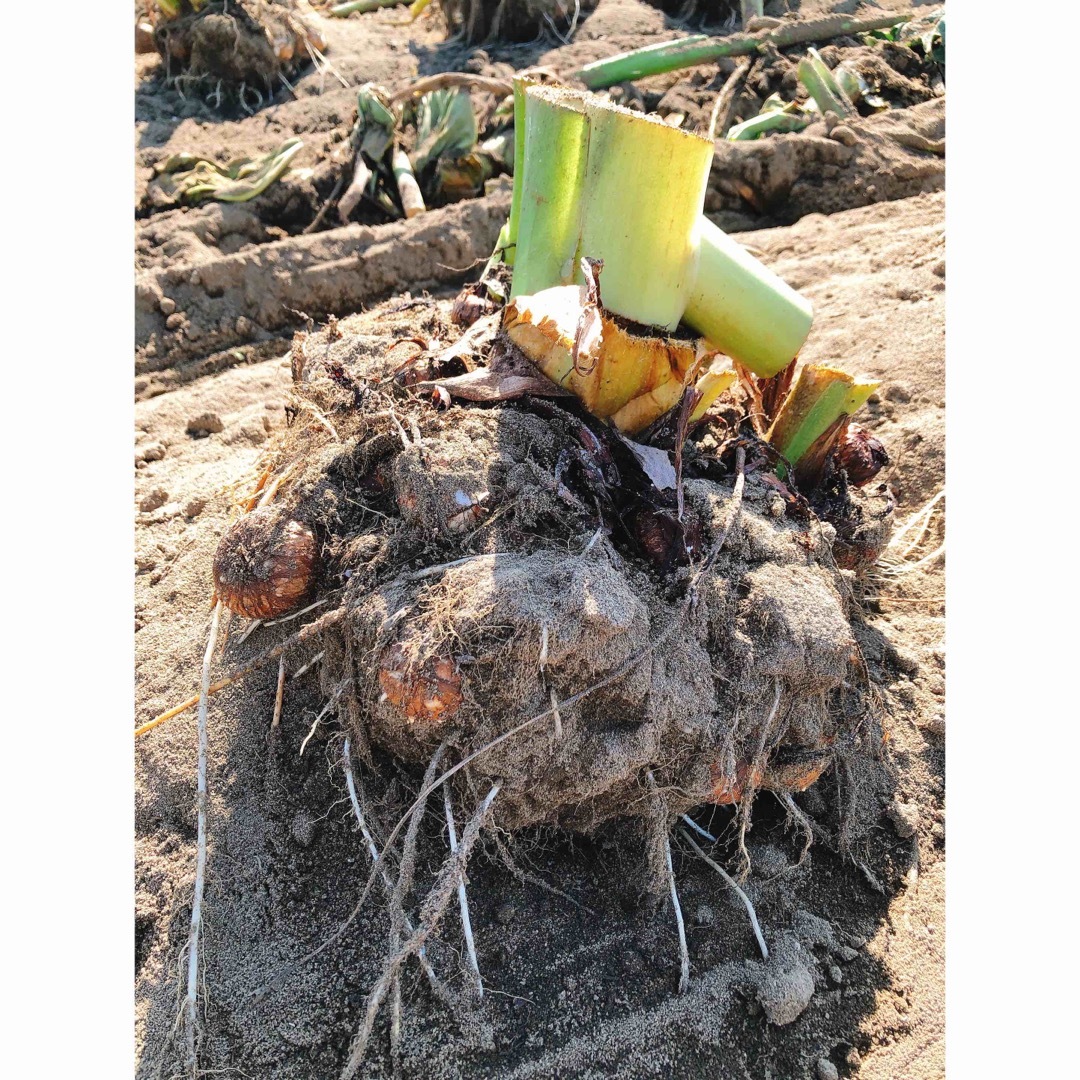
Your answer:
(432, 0), (599, 43)
(153, 1), (327, 105)
(242, 318), (891, 875)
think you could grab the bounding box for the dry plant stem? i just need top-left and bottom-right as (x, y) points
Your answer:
(267, 596), (336, 626)
(271, 655), (286, 731)
(445, 785), (484, 1000)
(404, 552), (513, 582)
(234, 618), (264, 646)
(184, 601), (223, 1076)
(680, 827), (769, 961)
(330, 0), (409, 14)
(707, 58), (751, 141)
(389, 73), (513, 105)
(341, 738), (444, 996)
(282, 453), (747, 975)
(341, 786), (501, 1080)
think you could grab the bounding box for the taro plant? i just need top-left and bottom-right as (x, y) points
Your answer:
(498, 82), (812, 433)
(500, 80), (885, 489)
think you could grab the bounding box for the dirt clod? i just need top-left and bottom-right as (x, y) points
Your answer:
(136, 441), (167, 465)
(887, 800), (920, 839)
(817, 1059), (840, 1080)
(756, 939), (816, 1025)
(183, 496), (208, 519)
(139, 488), (170, 513)
(186, 412), (224, 437)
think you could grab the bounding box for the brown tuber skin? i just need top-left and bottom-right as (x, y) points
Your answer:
(213, 507), (318, 619)
(834, 423), (890, 487)
(379, 643), (463, 725)
(710, 745), (834, 805)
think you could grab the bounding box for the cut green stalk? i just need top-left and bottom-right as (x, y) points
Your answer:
(766, 365), (877, 478)
(502, 78), (531, 269)
(577, 95), (713, 330)
(508, 85), (812, 377)
(573, 12), (912, 90)
(727, 100), (810, 141)
(797, 48), (854, 118)
(330, 0), (410, 15)
(684, 219), (812, 377)
(392, 147), (425, 217)
(508, 87), (589, 302)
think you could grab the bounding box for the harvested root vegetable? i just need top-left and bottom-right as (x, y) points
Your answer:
(212, 507), (318, 619)
(216, 321), (893, 845)
(378, 643), (463, 725)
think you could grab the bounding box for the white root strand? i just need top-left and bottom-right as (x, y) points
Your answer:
(300, 684), (345, 756)
(648, 769), (689, 994)
(680, 824), (769, 961)
(341, 786), (500, 1080)
(184, 601), (223, 1074)
(341, 739), (443, 995)
(444, 785), (484, 1000)
(884, 487), (945, 555)
(665, 834), (691, 994)
(292, 649), (325, 679)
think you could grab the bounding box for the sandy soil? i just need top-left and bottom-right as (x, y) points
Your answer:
(135, 3), (945, 1078)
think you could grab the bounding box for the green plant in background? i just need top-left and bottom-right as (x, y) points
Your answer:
(411, 90), (479, 176)
(727, 94), (812, 141)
